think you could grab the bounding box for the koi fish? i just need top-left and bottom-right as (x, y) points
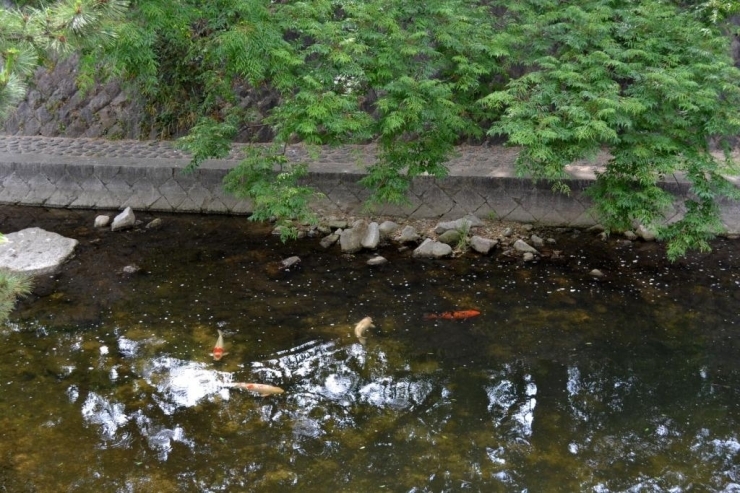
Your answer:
(354, 316), (375, 344)
(423, 310), (481, 321)
(226, 382), (285, 397)
(212, 329), (228, 361)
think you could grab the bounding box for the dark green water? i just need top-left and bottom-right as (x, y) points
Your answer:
(2, 207), (740, 492)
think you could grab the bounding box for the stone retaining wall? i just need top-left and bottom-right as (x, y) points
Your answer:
(0, 154), (602, 226)
(1, 136), (740, 233)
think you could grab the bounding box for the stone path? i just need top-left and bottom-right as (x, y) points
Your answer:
(1, 135), (738, 233)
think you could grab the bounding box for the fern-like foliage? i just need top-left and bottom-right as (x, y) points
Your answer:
(223, 145), (320, 242)
(485, 0), (740, 259)
(0, 270), (32, 325)
(0, 0), (129, 119)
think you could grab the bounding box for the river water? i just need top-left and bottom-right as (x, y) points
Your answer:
(1, 206), (739, 492)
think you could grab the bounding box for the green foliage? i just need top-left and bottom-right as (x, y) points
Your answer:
(0, 269), (32, 324)
(485, 0), (740, 259)
(96, 0), (286, 138)
(223, 145), (320, 242)
(454, 220), (472, 253)
(178, 116), (238, 172)
(0, 0), (128, 119)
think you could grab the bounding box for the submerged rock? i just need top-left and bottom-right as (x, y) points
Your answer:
(367, 255), (388, 266)
(281, 256), (301, 270)
(122, 264), (141, 274)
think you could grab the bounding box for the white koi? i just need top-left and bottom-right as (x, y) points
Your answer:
(354, 316), (375, 344)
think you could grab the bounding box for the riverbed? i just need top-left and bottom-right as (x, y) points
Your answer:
(1, 206), (739, 492)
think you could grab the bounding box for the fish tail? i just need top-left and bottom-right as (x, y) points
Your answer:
(217, 329), (224, 337)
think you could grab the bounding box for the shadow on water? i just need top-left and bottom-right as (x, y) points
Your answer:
(2, 206), (740, 492)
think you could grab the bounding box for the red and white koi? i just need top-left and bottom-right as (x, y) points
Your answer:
(212, 329), (228, 361)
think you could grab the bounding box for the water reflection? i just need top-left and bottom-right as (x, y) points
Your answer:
(3, 209), (740, 491)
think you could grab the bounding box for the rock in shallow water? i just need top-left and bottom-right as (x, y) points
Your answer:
(111, 207), (135, 231)
(413, 239), (452, 258)
(0, 227), (78, 276)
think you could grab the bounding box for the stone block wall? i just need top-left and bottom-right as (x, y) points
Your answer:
(2, 55), (144, 140)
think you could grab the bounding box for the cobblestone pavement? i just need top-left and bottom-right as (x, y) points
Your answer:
(0, 135), (726, 181)
(0, 134), (581, 177)
(0, 135), (194, 160)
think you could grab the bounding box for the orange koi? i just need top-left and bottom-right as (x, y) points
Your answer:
(212, 329), (228, 361)
(423, 310), (481, 321)
(226, 382), (285, 397)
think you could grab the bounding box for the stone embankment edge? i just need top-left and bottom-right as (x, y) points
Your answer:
(1, 138), (740, 234)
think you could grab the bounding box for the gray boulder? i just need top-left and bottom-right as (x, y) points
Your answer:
(340, 220), (367, 253)
(145, 218), (163, 230)
(530, 234), (544, 248)
(438, 229), (462, 245)
(367, 256), (388, 266)
(513, 239), (538, 254)
(378, 221), (400, 239)
(397, 225), (420, 244)
(636, 224), (656, 241)
(361, 222), (380, 249)
(320, 233), (340, 249)
(111, 207), (136, 231)
(94, 215), (110, 228)
(328, 219), (348, 230)
(281, 256), (301, 270)
(434, 215), (483, 234)
(0, 227), (78, 276)
(413, 239), (453, 259)
(470, 236), (498, 254)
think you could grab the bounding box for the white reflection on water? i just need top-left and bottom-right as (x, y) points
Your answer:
(486, 369), (537, 439)
(143, 356), (231, 413)
(133, 410), (194, 461)
(358, 377), (434, 410)
(80, 392), (129, 443)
